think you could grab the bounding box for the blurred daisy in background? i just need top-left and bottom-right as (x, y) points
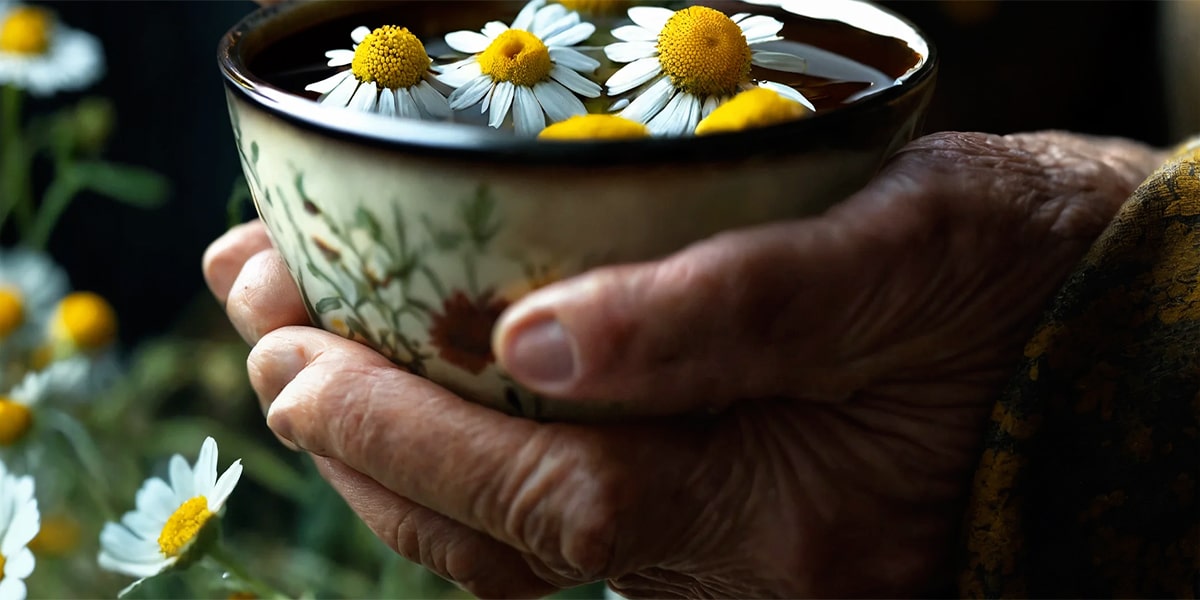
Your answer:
(604, 5), (813, 136)
(0, 249), (68, 353)
(305, 24), (450, 119)
(437, 0), (602, 136)
(0, 459), (39, 600)
(0, 1), (103, 96)
(98, 437), (242, 593)
(0, 358), (90, 447)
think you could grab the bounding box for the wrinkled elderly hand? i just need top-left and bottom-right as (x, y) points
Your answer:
(203, 131), (1164, 598)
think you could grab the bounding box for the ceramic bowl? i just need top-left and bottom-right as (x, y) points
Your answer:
(218, 0), (936, 419)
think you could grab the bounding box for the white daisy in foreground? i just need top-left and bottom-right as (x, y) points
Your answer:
(0, 248), (68, 349)
(0, 459), (39, 600)
(604, 5), (813, 136)
(0, 358), (91, 447)
(305, 24), (450, 119)
(98, 437), (242, 591)
(0, 1), (103, 96)
(436, 0), (602, 136)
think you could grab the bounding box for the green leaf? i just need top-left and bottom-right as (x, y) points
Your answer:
(250, 140), (259, 164)
(354, 206), (382, 241)
(314, 296), (342, 313)
(73, 160), (170, 207)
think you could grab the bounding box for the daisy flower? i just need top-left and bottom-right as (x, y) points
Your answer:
(304, 24), (450, 119)
(436, 0), (602, 136)
(47, 291), (117, 355)
(0, 248), (68, 350)
(537, 113), (649, 140)
(0, 459), (39, 600)
(694, 87), (811, 135)
(604, 5), (813, 136)
(98, 437), (242, 591)
(0, 1), (103, 96)
(0, 358), (90, 447)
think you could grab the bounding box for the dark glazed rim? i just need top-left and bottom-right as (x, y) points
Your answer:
(217, 0), (938, 166)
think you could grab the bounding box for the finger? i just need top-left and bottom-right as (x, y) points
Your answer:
(249, 327), (719, 583)
(311, 456), (561, 598)
(202, 220), (274, 305)
(225, 248), (310, 345)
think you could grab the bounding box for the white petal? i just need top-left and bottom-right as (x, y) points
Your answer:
(0, 577), (25, 600)
(436, 60), (483, 87)
(319, 75), (359, 108)
(739, 16), (785, 44)
(511, 0), (546, 31)
(488, 81), (516, 128)
(413, 79), (452, 118)
(193, 438), (218, 496)
(394, 87), (419, 118)
(608, 98), (630, 112)
(99, 524), (163, 563)
(168, 454), (193, 503)
(752, 50), (808, 74)
(512, 85), (545, 137)
(349, 81), (378, 112)
(605, 56), (661, 94)
(120, 511), (161, 540)
(530, 3), (569, 36)
(627, 6), (674, 31)
(604, 41), (657, 64)
(619, 76), (674, 123)
(550, 47), (599, 72)
(550, 64), (601, 97)
(444, 30), (492, 54)
(1, 504), (38, 553)
(702, 95), (722, 118)
(135, 478), (176, 524)
(543, 22), (594, 48)
(377, 88), (397, 117)
(98, 552), (171, 579)
(351, 26), (370, 44)
(208, 460), (243, 512)
(532, 81), (587, 122)
(481, 21), (509, 38)
(448, 76), (493, 110)
(610, 24), (658, 42)
(758, 80), (815, 111)
(304, 70), (352, 94)
(325, 49), (355, 67)
(730, 12), (751, 23)
(647, 92), (700, 136)
(4, 547), (34, 579)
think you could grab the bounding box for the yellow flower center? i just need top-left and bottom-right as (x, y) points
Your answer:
(158, 496), (212, 558)
(53, 291), (117, 351)
(0, 287), (25, 339)
(538, 114), (649, 140)
(478, 29), (552, 87)
(0, 6), (51, 55)
(30, 514), (81, 557)
(555, 0), (628, 15)
(350, 25), (430, 90)
(695, 87), (811, 135)
(656, 6), (751, 98)
(0, 398), (32, 446)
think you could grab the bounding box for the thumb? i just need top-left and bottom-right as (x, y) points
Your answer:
(492, 208), (895, 415)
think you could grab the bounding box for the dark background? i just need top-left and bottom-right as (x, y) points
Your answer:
(33, 0), (1174, 345)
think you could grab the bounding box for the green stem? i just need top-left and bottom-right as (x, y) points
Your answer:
(26, 170), (78, 250)
(41, 408), (118, 520)
(0, 83), (28, 235)
(207, 543), (290, 600)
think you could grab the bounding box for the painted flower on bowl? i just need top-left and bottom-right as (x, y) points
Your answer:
(429, 290), (509, 375)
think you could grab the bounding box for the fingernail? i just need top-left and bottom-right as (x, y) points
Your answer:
(504, 316), (577, 388)
(266, 403), (299, 450)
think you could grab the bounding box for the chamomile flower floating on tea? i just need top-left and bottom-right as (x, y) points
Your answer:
(604, 5), (813, 136)
(0, 248), (68, 347)
(695, 87), (811, 135)
(0, 460), (38, 600)
(436, 0), (602, 136)
(305, 25), (450, 119)
(99, 437), (243, 591)
(0, 2), (103, 96)
(553, 0), (630, 16)
(537, 113), (649, 140)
